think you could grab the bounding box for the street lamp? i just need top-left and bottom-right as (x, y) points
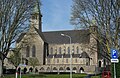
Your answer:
(61, 33), (72, 78)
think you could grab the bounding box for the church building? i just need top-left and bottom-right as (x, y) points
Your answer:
(5, 4), (110, 74)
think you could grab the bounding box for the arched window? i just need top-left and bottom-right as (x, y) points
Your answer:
(55, 47), (57, 54)
(75, 59), (77, 63)
(57, 59), (59, 63)
(99, 61), (101, 67)
(72, 46), (74, 52)
(80, 67), (84, 73)
(48, 59), (50, 63)
(32, 45), (36, 57)
(64, 46), (66, 53)
(25, 59), (28, 65)
(66, 67), (70, 70)
(50, 47), (53, 54)
(26, 46), (30, 57)
(68, 47), (70, 54)
(66, 59), (68, 63)
(59, 47), (62, 54)
(73, 67), (77, 70)
(76, 47), (79, 54)
(59, 67), (63, 70)
(53, 67), (57, 70)
(46, 67), (50, 72)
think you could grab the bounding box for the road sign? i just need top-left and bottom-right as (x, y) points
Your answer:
(111, 49), (119, 63)
(111, 49), (118, 59)
(111, 59), (119, 63)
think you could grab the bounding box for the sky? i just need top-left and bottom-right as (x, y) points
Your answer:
(41, 0), (74, 32)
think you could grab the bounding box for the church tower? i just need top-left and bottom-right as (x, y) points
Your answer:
(89, 25), (98, 66)
(30, 2), (42, 32)
(22, 2), (45, 65)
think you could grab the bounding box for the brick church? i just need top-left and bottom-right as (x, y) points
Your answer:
(4, 4), (110, 74)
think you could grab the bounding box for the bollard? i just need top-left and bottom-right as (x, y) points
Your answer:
(15, 72), (18, 78)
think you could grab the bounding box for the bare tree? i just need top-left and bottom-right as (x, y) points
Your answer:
(0, 0), (41, 76)
(71, 0), (120, 59)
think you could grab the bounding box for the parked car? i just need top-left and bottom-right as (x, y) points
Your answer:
(102, 71), (111, 78)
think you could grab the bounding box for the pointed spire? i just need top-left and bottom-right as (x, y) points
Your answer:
(33, 4), (39, 13)
(32, 0), (41, 14)
(30, 0), (42, 32)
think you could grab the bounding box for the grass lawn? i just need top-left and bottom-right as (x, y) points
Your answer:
(2, 74), (86, 78)
(2, 74), (101, 78)
(91, 76), (101, 78)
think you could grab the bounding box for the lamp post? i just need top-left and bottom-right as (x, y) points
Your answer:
(61, 34), (72, 78)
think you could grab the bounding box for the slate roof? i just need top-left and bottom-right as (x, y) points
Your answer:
(34, 27), (47, 42)
(16, 27), (46, 43)
(80, 51), (90, 58)
(47, 52), (90, 58)
(43, 29), (90, 44)
(17, 29), (90, 44)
